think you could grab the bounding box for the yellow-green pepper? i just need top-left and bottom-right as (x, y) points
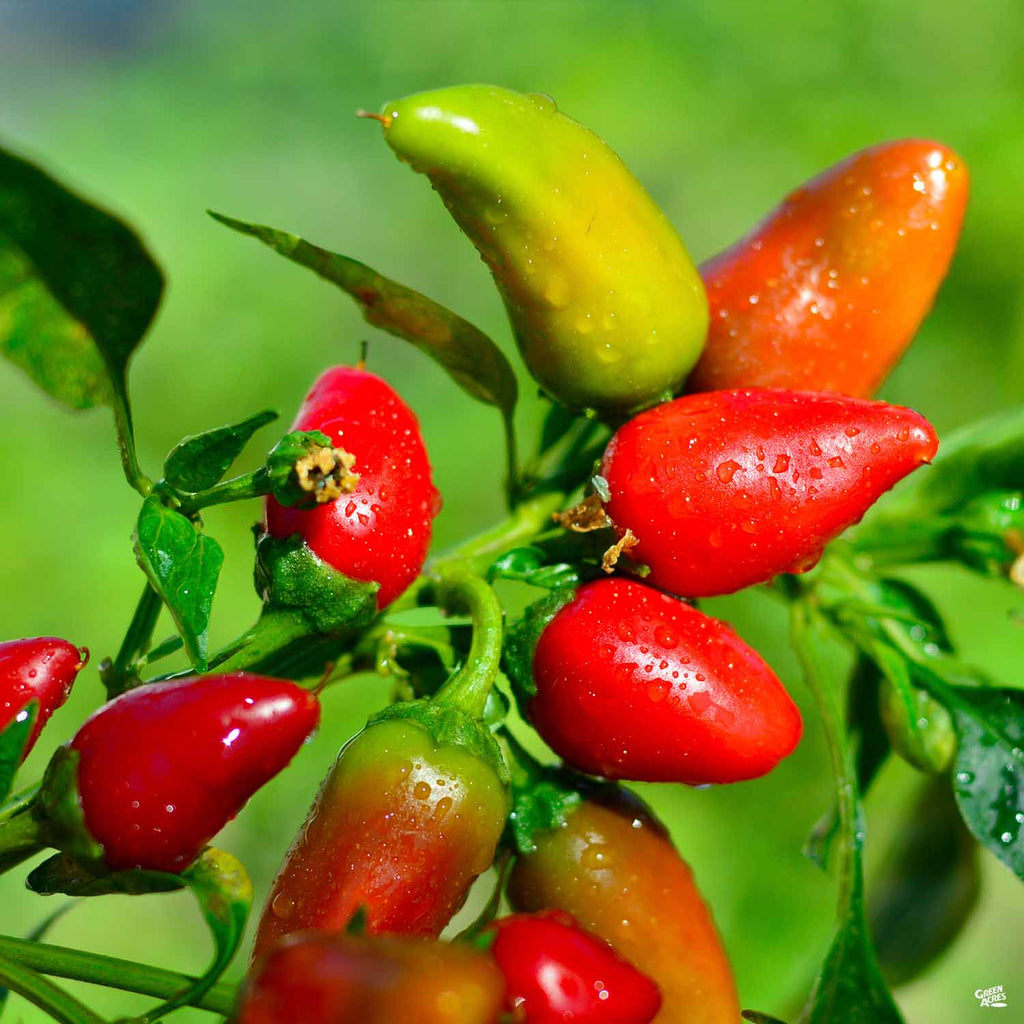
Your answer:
(375, 85), (708, 414)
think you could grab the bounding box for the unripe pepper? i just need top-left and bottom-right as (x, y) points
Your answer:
(688, 140), (968, 397)
(500, 743), (738, 1024)
(65, 673), (319, 872)
(599, 388), (938, 597)
(0, 637), (87, 760)
(265, 365), (440, 609)
(505, 577), (801, 784)
(487, 909), (662, 1023)
(236, 932), (505, 1024)
(375, 85), (708, 414)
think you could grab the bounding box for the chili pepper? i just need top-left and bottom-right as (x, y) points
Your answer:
(265, 365), (441, 609)
(375, 85), (708, 415)
(505, 577), (801, 784)
(501, 746), (738, 1024)
(599, 388), (938, 597)
(252, 712), (508, 960)
(236, 932), (505, 1024)
(688, 140), (968, 397)
(0, 637), (87, 760)
(66, 673), (319, 872)
(487, 909), (662, 1023)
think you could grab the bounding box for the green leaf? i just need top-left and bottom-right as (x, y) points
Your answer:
(0, 143), (163, 410)
(742, 1013), (791, 1024)
(869, 779), (980, 986)
(134, 495), (225, 670)
(502, 586), (577, 711)
(164, 409), (278, 492)
(949, 686), (1024, 879)
(26, 854), (185, 897)
(209, 211), (517, 416)
(0, 703), (37, 803)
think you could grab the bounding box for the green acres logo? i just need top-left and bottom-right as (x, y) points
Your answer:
(975, 985), (1007, 1009)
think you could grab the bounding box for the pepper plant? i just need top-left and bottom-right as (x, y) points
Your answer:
(0, 84), (1021, 1023)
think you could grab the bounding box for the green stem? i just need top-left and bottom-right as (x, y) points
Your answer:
(790, 600), (861, 886)
(178, 470), (271, 516)
(110, 375), (152, 498)
(0, 937), (237, 1017)
(430, 564), (504, 719)
(0, 951), (106, 1024)
(503, 412), (521, 510)
(0, 783), (41, 823)
(106, 583), (164, 697)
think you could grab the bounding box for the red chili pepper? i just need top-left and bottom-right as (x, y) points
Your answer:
(600, 388), (938, 597)
(70, 673), (319, 872)
(507, 787), (739, 1024)
(252, 715), (508, 960)
(510, 577), (801, 784)
(237, 932), (505, 1024)
(688, 140), (968, 397)
(0, 637), (87, 760)
(265, 366), (441, 609)
(487, 909), (662, 1023)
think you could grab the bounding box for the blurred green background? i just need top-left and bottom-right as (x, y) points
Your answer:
(2, 1), (1023, 1021)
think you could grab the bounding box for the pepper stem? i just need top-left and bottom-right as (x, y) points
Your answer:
(430, 562), (504, 720)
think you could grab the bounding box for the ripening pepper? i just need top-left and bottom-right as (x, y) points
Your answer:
(487, 909), (662, 1023)
(236, 932), (505, 1024)
(63, 673), (320, 872)
(252, 710), (509, 960)
(0, 637), (87, 760)
(505, 577), (802, 784)
(599, 388), (938, 597)
(503, 760), (739, 1024)
(376, 85), (708, 414)
(688, 139), (968, 397)
(265, 365), (441, 609)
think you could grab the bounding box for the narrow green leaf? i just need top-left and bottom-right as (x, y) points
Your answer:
(26, 853), (185, 897)
(209, 211), (517, 415)
(134, 496), (224, 670)
(0, 703), (37, 803)
(742, 1013), (791, 1024)
(0, 143), (163, 410)
(949, 686), (1024, 879)
(164, 409), (278, 493)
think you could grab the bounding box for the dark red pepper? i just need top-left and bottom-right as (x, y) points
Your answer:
(69, 672), (319, 872)
(0, 637), (87, 760)
(509, 577), (801, 784)
(600, 388), (938, 597)
(488, 909), (662, 1023)
(265, 366), (441, 609)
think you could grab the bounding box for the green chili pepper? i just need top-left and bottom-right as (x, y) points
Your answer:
(374, 85), (708, 415)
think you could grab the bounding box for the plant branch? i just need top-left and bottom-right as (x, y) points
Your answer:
(0, 951), (106, 1024)
(105, 583), (164, 698)
(110, 374), (152, 498)
(0, 937), (237, 1017)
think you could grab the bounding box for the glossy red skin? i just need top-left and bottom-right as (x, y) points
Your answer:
(237, 932), (505, 1024)
(488, 909), (662, 1023)
(0, 638), (86, 759)
(71, 673), (319, 872)
(689, 140), (968, 397)
(529, 579), (801, 783)
(601, 388), (938, 597)
(265, 366), (441, 609)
